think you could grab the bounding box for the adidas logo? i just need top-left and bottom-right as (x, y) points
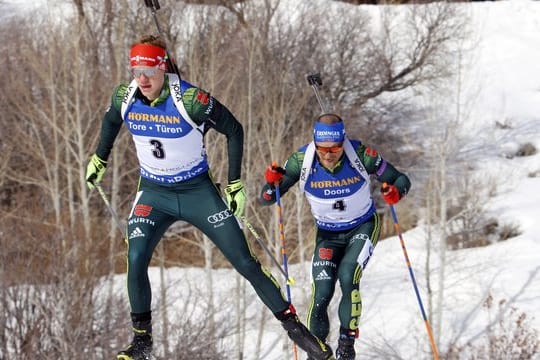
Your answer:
(129, 227), (145, 239)
(315, 269), (331, 281)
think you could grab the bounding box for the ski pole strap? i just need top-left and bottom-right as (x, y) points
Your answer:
(298, 142), (316, 193)
(342, 138), (370, 181)
(167, 74), (201, 130)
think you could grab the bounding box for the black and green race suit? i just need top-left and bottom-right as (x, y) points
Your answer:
(94, 75), (288, 316)
(259, 141), (411, 341)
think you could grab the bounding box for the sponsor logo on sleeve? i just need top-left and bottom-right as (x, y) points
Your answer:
(196, 90), (209, 105)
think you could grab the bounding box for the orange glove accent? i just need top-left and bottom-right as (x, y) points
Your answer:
(381, 182), (400, 205)
(264, 161), (285, 185)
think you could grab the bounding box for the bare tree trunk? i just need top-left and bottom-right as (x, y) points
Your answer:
(0, 1), (468, 357)
(425, 180), (434, 328)
(159, 241), (169, 356)
(203, 235), (217, 353)
(436, 156), (447, 347)
(235, 273), (246, 360)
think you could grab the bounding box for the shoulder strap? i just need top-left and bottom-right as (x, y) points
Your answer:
(120, 80), (138, 120)
(167, 73), (200, 130)
(298, 142), (316, 193)
(343, 138), (370, 181)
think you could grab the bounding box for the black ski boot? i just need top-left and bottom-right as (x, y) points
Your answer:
(277, 305), (335, 360)
(335, 338), (355, 360)
(335, 327), (357, 360)
(117, 314), (153, 360)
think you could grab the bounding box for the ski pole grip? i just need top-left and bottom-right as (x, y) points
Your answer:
(144, 0), (160, 10)
(306, 73), (322, 87)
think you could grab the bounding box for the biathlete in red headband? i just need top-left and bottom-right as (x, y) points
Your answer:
(86, 35), (336, 360)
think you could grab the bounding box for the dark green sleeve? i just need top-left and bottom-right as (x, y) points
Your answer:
(94, 84), (128, 161)
(355, 143), (411, 198)
(377, 161), (411, 198)
(258, 151), (304, 206)
(182, 87), (243, 182)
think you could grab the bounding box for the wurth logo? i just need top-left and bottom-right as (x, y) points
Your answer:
(313, 260), (337, 269)
(129, 217), (156, 227)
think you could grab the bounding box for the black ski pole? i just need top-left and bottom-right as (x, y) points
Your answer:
(143, 0), (181, 78)
(306, 73), (329, 113)
(93, 183), (126, 239)
(239, 216), (295, 286)
(214, 181), (295, 285)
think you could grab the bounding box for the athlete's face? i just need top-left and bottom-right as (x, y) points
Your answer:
(131, 66), (165, 101)
(315, 141), (344, 170)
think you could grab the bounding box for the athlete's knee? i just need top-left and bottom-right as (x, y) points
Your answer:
(234, 256), (261, 278)
(128, 245), (150, 269)
(338, 261), (361, 286)
(312, 282), (334, 306)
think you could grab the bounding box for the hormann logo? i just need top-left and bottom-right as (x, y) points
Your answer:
(310, 176), (361, 188)
(128, 112), (180, 124)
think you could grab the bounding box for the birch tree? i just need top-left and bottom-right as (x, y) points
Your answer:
(0, 0), (469, 357)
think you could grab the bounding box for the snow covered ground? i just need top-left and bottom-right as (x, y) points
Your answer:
(4, 0), (539, 358)
(114, 1), (540, 359)
(107, 2), (540, 359)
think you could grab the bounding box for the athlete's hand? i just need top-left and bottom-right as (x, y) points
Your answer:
(265, 162), (285, 185)
(86, 154), (107, 190)
(225, 179), (246, 217)
(381, 182), (400, 205)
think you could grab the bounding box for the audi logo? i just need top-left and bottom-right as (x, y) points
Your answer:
(207, 209), (232, 224)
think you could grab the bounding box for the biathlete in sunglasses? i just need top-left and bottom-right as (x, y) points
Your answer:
(315, 144), (343, 154)
(130, 66), (162, 78)
(259, 113), (411, 360)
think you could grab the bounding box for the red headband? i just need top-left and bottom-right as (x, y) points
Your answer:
(130, 43), (167, 67)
